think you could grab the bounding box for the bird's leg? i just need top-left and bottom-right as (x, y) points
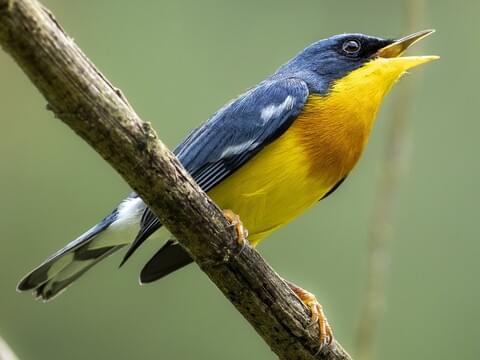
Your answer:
(223, 209), (249, 247)
(202, 209), (248, 267)
(285, 280), (333, 348)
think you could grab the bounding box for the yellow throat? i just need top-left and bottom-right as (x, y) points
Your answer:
(209, 34), (438, 246)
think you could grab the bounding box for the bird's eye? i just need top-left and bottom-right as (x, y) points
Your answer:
(342, 40), (361, 55)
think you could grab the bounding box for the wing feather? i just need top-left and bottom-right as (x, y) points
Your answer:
(121, 78), (309, 265)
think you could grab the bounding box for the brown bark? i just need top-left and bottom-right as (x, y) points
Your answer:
(0, 1), (352, 359)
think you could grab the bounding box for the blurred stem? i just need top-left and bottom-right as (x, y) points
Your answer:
(0, 336), (19, 360)
(355, 1), (425, 359)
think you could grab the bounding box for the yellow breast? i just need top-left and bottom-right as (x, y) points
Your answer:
(208, 114), (320, 245)
(208, 60), (398, 246)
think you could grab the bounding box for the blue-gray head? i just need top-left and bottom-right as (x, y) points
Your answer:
(272, 30), (438, 94)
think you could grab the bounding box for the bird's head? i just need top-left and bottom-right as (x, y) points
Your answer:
(275, 30), (439, 96)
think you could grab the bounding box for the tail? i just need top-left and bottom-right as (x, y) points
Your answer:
(17, 209), (136, 301)
(139, 240), (193, 284)
(17, 195), (195, 301)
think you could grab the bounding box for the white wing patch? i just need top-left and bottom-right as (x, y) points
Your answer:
(220, 140), (257, 158)
(219, 95), (295, 159)
(260, 95), (295, 123)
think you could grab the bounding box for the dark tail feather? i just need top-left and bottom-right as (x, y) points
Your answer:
(32, 245), (123, 300)
(140, 240), (193, 284)
(17, 213), (123, 301)
(120, 210), (161, 267)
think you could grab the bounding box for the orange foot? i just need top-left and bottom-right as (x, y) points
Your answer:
(286, 281), (333, 348)
(222, 209), (248, 246)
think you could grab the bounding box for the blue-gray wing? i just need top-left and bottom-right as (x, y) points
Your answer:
(176, 78), (309, 189)
(121, 78), (309, 264)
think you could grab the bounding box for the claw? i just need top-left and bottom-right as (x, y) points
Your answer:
(287, 281), (333, 348)
(223, 209), (248, 246)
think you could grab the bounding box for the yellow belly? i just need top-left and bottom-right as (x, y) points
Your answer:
(208, 94), (374, 246)
(208, 129), (331, 246)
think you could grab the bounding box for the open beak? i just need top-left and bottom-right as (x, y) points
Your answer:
(376, 29), (439, 68)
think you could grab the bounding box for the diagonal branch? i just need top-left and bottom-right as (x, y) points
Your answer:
(0, 1), (352, 359)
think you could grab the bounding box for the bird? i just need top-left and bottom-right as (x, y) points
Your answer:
(17, 30), (437, 346)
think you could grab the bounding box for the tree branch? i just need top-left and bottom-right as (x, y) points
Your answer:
(0, 1), (352, 359)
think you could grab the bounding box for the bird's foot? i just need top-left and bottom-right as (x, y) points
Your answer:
(202, 209), (249, 267)
(223, 209), (249, 247)
(286, 281), (333, 349)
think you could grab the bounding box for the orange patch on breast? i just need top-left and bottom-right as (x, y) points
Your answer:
(290, 94), (375, 184)
(208, 91), (381, 245)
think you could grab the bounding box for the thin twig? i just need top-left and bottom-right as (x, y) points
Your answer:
(355, 1), (425, 359)
(0, 1), (352, 359)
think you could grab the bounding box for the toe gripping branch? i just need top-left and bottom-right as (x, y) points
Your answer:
(222, 210), (334, 351)
(203, 209), (249, 266)
(285, 280), (333, 350)
(223, 209), (249, 246)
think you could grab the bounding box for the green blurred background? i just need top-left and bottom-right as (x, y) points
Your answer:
(0, 0), (478, 359)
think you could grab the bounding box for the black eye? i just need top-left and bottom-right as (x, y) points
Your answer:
(342, 40), (361, 55)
